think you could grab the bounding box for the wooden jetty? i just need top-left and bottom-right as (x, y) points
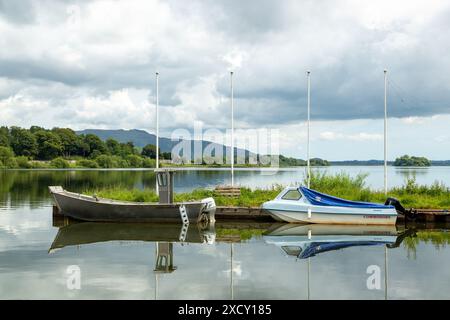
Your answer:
(215, 206), (450, 225)
(54, 205), (450, 225)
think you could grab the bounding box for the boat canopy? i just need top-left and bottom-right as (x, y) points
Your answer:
(299, 186), (394, 209)
(298, 241), (391, 259)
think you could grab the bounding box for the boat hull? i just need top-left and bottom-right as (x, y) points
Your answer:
(50, 187), (215, 223)
(263, 205), (397, 225)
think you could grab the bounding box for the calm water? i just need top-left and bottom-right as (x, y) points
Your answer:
(1, 168), (450, 299)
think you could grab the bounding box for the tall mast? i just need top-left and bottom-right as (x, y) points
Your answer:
(384, 70), (388, 195)
(156, 72), (160, 170)
(307, 71), (311, 188)
(230, 71), (234, 187)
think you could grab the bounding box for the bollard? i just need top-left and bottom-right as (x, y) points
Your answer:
(155, 169), (175, 204)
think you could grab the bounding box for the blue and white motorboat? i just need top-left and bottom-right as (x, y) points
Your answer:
(262, 186), (399, 225)
(263, 224), (398, 259)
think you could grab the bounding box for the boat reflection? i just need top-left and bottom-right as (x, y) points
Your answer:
(49, 220), (216, 253)
(263, 224), (401, 259)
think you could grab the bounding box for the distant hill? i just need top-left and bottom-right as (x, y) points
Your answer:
(331, 159), (450, 166)
(431, 160), (450, 166)
(75, 129), (327, 166)
(330, 160), (394, 166)
(76, 128), (254, 159)
(77, 129), (172, 151)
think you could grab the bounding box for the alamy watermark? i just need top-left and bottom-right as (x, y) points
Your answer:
(66, 265), (81, 290)
(366, 265), (381, 290)
(169, 123), (280, 172)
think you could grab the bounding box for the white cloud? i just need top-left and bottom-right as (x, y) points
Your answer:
(1, 0), (450, 159)
(318, 131), (382, 141)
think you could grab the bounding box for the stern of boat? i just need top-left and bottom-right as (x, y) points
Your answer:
(201, 197), (216, 223)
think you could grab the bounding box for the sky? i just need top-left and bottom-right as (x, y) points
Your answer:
(0, 0), (450, 160)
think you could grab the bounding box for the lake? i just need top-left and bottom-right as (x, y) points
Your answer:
(1, 167), (449, 299)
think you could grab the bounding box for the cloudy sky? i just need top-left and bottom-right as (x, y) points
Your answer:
(1, 0), (450, 160)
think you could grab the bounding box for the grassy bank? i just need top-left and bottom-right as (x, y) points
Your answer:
(86, 171), (450, 209)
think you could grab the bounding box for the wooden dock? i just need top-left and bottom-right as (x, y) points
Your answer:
(54, 205), (450, 225)
(216, 206), (450, 224)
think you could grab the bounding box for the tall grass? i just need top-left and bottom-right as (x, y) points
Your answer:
(306, 171), (371, 201)
(86, 172), (450, 209)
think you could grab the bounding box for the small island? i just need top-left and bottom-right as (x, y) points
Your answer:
(393, 155), (431, 167)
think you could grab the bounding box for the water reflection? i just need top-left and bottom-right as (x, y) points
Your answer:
(3, 167), (450, 210)
(263, 224), (399, 259)
(0, 170), (157, 208)
(49, 220), (216, 253)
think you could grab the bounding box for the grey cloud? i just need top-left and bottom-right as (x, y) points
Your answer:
(1, 0), (450, 131)
(0, 0), (36, 24)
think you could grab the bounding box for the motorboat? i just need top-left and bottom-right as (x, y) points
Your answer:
(263, 224), (398, 259)
(261, 186), (399, 225)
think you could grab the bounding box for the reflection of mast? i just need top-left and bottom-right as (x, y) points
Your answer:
(230, 243), (234, 300)
(154, 242), (177, 300)
(155, 242), (176, 273)
(307, 227), (311, 300)
(154, 242), (157, 300)
(307, 257), (311, 300)
(384, 246), (388, 300)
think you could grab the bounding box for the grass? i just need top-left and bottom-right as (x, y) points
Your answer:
(85, 171), (450, 209)
(88, 184), (282, 207)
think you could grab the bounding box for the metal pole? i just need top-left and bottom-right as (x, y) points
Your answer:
(230, 243), (234, 300)
(230, 71), (234, 187)
(307, 71), (311, 188)
(384, 246), (388, 300)
(384, 70), (387, 195)
(155, 242), (158, 300)
(307, 257), (311, 300)
(156, 72), (160, 170)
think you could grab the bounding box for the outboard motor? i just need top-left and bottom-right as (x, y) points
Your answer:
(385, 197), (417, 219)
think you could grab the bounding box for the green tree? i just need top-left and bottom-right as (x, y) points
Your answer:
(15, 156), (32, 168)
(106, 138), (121, 156)
(161, 152), (171, 160)
(29, 126), (45, 134)
(394, 155), (431, 167)
(77, 159), (99, 168)
(95, 155), (117, 168)
(126, 154), (143, 167)
(310, 158), (330, 166)
(83, 134), (106, 157)
(34, 130), (63, 160)
(142, 158), (155, 168)
(141, 144), (158, 158)
(52, 128), (81, 157)
(0, 146), (14, 164)
(120, 141), (137, 156)
(0, 126), (9, 147)
(50, 157), (70, 168)
(9, 127), (38, 157)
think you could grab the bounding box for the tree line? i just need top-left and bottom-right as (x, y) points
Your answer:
(0, 126), (169, 169)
